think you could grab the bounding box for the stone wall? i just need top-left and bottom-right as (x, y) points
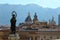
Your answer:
(0, 30), (60, 40)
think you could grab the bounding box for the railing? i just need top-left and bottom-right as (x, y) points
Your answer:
(19, 28), (60, 32)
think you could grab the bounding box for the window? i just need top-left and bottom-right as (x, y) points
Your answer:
(50, 36), (52, 39)
(41, 39), (43, 40)
(35, 37), (37, 40)
(35, 36), (40, 40)
(29, 37), (33, 40)
(44, 36), (46, 38)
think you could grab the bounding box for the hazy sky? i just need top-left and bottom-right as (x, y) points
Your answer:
(0, 0), (60, 8)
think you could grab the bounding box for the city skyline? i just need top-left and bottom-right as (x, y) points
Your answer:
(0, 4), (60, 26)
(0, 0), (60, 25)
(0, 0), (60, 40)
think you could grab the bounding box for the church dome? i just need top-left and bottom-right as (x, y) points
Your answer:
(25, 12), (32, 23)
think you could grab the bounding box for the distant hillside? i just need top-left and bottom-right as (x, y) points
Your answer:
(0, 4), (60, 26)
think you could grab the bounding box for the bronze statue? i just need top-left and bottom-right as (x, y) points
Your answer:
(10, 11), (17, 34)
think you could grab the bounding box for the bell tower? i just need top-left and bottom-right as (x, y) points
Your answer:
(33, 12), (38, 23)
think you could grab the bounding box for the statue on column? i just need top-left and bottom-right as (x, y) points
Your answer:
(10, 11), (17, 34)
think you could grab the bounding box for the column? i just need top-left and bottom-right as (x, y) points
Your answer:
(33, 36), (35, 40)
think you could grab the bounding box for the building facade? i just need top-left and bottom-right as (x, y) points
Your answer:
(0, 12), (60, 40)
(18, 12), (60, 40)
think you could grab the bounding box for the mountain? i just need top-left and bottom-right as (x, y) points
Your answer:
(0, 4), (60, 26)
